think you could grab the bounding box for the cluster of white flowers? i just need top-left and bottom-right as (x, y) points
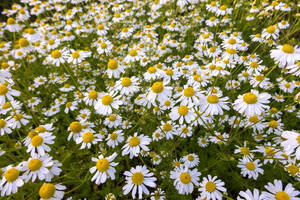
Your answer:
(0, 0), (299, 199)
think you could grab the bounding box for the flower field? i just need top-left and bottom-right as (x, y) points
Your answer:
(0, 0), (300, 199)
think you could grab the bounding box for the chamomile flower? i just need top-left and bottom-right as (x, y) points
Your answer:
(90, 153), (118, 185)
(237, 157), (264, 180)
(270, 44), (300, 66)
(170, 165), (201, 195)
(76, 131), (101, 149)
(233, 90), (271, 117)
(95, 92), (122, 116)
(21, 155), (53, 182)
(123, 165), (156, 199)
(146, 81), (172, 104)
(38, 183), (66, 200)
(261, 179), (300, 200)
(26, 132), (55, 156)
(0, 165), (24, 196)
(106, 130), (124, 148)
(182, 153), (199, 168)
(106, 59), (125, 79)
(122, 133), (151, 158)
(198, 175), (227, 200)
(114, 76), (140, 96)
(170, 105), (197, 124)
(202, 93), (229, 116)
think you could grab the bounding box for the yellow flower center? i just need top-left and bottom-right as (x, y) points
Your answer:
(101, 43), (107, 49)
(129, 49), (137, 57)
(297, 135), (300, 144)
(166, 69), (173, 76)
(109, 114), (116, 121)
(243, 92), (257, 104)
(96, 158), (109, 172)
(268, 120), (278, 128)
(265, 148), (275, 157)
(286, 164), (299, 175)
(69, 121), (82, 133)
(228, 38), (236, 45)
(131, 172), (144, 185)
(266, 26), (275, 33)
(0, 84), (8, 95)
(31, 135), (43, 147)
(107, 59), (118, 70)
(0, 119), (6, 128)
(102, 94), (113, 105)
(284, 83), (291, 88)
(72, 51), (80, 58)
(28, 158), (42, 171)
(275, 192), (290, 200)
(148, 67), (157, 73)
(178, 105), (189, 116)
(4, 168), (19, 182)
(180, 172), (191, 184)
(129, 136), (140, 147)
(184, 87), (195, 97)
(207, 94), (219, 104)
(193, 74), (203, 82)
(88, 90), (98, 99)
(250, 62), (259, 68)
(164, 100), (171, 106)
(282, 44), (294, 54)
(255, 75), (265, 81)
(19, 38), (29, 47)
(245, 162), (256, 171)
(82, 131), (94, 143)
(240, 147), (250, 155)
(51, 50), (61, 59)
(205, 181), (216, 193)
(98, 24), (104, 30)
(187, 155), (194, 161)
(39, 184), (56, 199)
(226, 48), (236, 54)
(152, 82), (164, 93)
(121, 77), (132, 87)
(110, 132), (118, 140)
(7, 18), (16, 25)
(163, 123), (172, 131)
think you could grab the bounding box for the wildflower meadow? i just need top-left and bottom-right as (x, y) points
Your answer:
(0, 0), (300, 199)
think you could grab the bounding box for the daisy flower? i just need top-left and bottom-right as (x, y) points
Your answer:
(26, 132), (55, 157)
(123, 165), (157, 199)
(21, 155), (53, 182)
(0, 165), (24, 196)
(95, 92), (123, 116)
(90, 153), (118, 185)
(76, 131), (102, 149)
(114, 76), (140, 96)
(202, 93), (230, 116)
(170, 165), (201, 195)
(106, 59), (125, 78)
(0, 82), (20, 105)
(174, 85), (203, 107)
(270, 44), (300, 66)
(83, 90), (99, 106)
(170, 105), (197, 124)
(198, 175), (227, 200)
(67, 121), (84, 141)
(122, 133), (151, 159)
(146, 81), (172, 104)
(67, 50), (91, 65)
(182, 153), (199, 168)
(38, 183), (66, 200)
(237, 157), (264, 180)
(46, 48), (68, 67)
(103, 114), (122, 128)
(106, 130), (124, 148)
(261, 179), (300, 200)
(233, 90), (271, 117)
